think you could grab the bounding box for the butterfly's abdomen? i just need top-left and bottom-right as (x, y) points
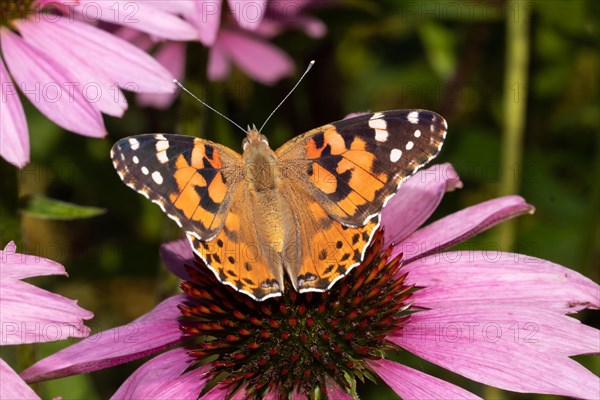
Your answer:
(244, 144), (287, 254)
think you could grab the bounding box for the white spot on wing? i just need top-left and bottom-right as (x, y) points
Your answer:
(371, 112), (384, 119)
(390, 148), (402, 162)
(129, 138), (140, 150)
(369, 117), (387, 130)
(156, 140), (169, 152)
(157, 151), (169, 164)
(141, 166), (149, 175)
(414, 129), (421, 138)
(155, 134), (166, 141)
(407, 111), (419, 124)
(133, 156), (139, 164)
(152, 171), (163, 185)
(374, 129), (389, 142)
(406, 141), (414, 150)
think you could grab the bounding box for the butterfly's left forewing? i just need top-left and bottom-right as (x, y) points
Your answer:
(276, 110), (447, 227)
(111, 134), (244, 240)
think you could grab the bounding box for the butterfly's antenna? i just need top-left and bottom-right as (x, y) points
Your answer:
(258, 60), (315, 133)
(173, 79), (247, 134)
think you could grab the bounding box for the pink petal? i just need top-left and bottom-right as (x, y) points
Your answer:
(16, 17), (175, 94)
(398, 306), (599, 356)
(395, 195), (534, 263)
(201, 383), (229, 400)
(216, 30), (294, 85)
(405, 251), (600, 314)
(207, 40), (231, 81)
(0, 56), (29, 168)
(112, 348), (211, 400)
(1, 282), (92, 344)
(324, 380), (353, 400)
(228, 0), (267, 30)
(382, 163), (462, 246)
(368, 359), (481, 400)
(21, 295), (185, 383)
(1, 242), (93, 344)
(147, 1), (196, 14)
(0, 358), (39, 400)
(17, 19), (127, 117)
(160, 238), (194, 280)
(391, 307), (600, 398)
(137, 42), (187, 109)
(1, 28), (106, 138)
(189, 0), (223, 46)
(73, 0), (198, 41)
(1, 241), (66, 280)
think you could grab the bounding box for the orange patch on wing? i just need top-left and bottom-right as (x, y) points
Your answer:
(224, 210), (240, 232)
(310, 162), (337, 194)
(307, 138), (323, 159)
(208, 172), (227, 204)
(192, 206), (216, 228)
(173, 186), (200, 218)
(348, 168), (385, 202)
(323, 128), (346, 155)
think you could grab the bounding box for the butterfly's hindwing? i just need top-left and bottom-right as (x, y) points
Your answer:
(111, 134), (244, 240)
(276, 110), (447, 227)
(280, 181), (380, 293)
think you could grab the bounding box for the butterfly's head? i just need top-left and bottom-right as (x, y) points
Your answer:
(242, 125), (269, 151)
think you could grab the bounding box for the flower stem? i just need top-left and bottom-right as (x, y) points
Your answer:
(497, 0), (531, 251)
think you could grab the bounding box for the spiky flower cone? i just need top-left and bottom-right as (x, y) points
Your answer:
(179, 230), (413, 398)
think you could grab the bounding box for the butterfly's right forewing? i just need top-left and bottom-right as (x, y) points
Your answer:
(111, 134), (244, 240)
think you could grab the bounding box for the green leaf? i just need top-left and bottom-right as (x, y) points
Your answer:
(20, 194), (105, 220)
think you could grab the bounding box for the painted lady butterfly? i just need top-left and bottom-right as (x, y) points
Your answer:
(111, 110), (446, 300)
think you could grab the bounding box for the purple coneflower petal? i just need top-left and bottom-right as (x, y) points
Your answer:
(190, 0), (223, 46)
(146, 1), (196, 14)
(0, 359), (39, 400)
(405, 251), (600, 314)
(73, 0), (198, 41)
(160, 238), (194, 280)
(0, 57), (29, 168)
(401, 306), (598, 356)
(382, 163), (463, 245)
(207, 40), (231, 81)
(1, 28), (106, 138)
(211, 30), (294, 85)
(138, 42), (187, 109)
(368, 359), (481, 399)
(324, 380), (353, 400)
(17, 17), (175, 94)
(1, 242), (93, 345)
(112, 348), (211, 400)
(201, 383), (229, 400)
(391, 307), (600, 398)
(396, 195), (534, 263)
(228, 0), (267, 30)
(17, 19), (127, 117)
(1, 282), (91, 344)
(1, 241), (65, 280)
(21, 295), (185, 383)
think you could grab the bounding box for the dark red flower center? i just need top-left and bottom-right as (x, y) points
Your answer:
(179, 230), (413, 399)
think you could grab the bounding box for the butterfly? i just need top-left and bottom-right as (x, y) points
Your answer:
(111, 110), (447, 301)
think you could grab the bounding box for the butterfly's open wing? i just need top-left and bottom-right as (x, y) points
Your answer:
(276, 110), (447, 227)
(111, 134), (244, 240)
(280, 181), (379, 293)
(187, 185), (286, 301)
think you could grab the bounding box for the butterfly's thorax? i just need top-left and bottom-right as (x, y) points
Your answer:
(242, 132), (287, 253)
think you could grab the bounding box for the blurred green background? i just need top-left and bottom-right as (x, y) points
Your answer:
(1, 0), (598, 399)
